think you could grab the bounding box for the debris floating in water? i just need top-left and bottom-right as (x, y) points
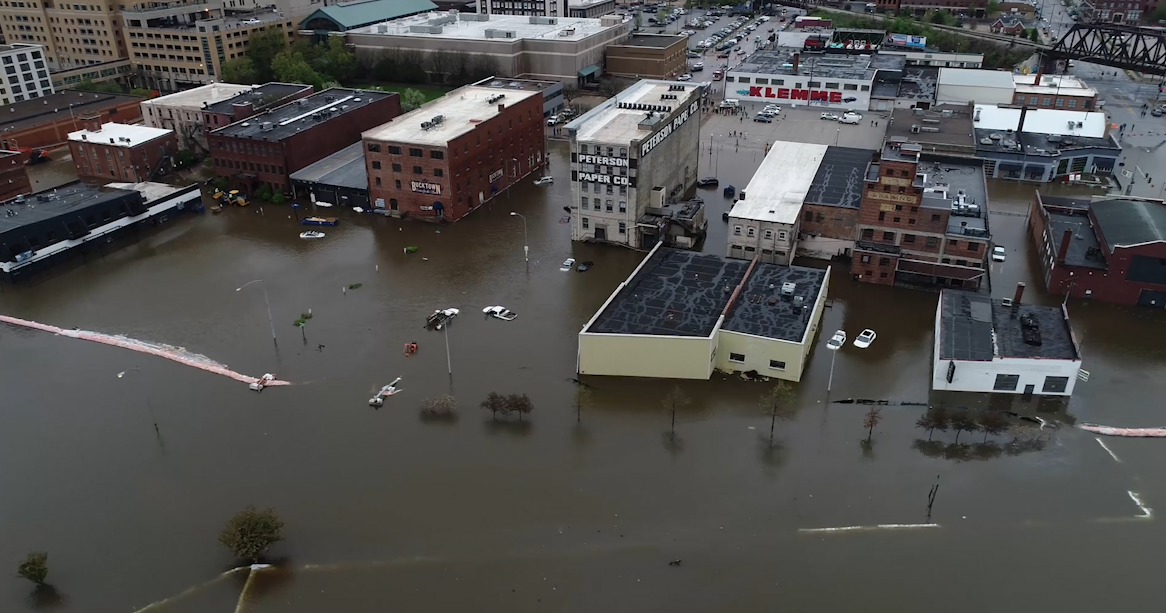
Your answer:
(348, 283), (362, 290)
(1079, 422), (1166, 438)
(0, 314), (290, 388)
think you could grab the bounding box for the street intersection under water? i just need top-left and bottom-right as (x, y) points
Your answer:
(4, 80), (1166, 612)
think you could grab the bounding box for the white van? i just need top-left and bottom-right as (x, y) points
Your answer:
(720, 99), (740, 108)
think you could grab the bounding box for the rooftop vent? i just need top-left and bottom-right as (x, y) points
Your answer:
(486, 94), (506, 104)
(781, 282), (796, 296)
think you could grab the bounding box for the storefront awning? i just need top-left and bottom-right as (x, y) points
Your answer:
(578, 65), (601, 78)
(996, 162), (1022, 171)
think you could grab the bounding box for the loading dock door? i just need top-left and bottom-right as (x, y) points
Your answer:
(1137, 289), (1166, 308)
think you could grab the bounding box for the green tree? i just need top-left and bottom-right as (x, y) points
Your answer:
(254, 183), (273, 201)
(320, 37), (356, 83)
(222, 57), (258, 84)
(247, 27), (290, 82)
(986, 0), (1001, 15)
(17, 552), (49, 585)
(219, 506), (284, 562)
(759, 382), (796, 444)
(73, 78), (122, 94)
(1028, 28), (1041, 43)
(130, 87), (157, 98)
(272, 190), (286, 205)
(400, 88), (427, 112)
(272, 50), (325, 91)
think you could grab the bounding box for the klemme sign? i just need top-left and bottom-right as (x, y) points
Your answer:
(639, 100), (701, 157)
(739, 87), (845, 103)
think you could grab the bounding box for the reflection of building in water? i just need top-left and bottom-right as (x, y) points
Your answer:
(933, 287), (1082, 397)
(566, 79), (702, 248)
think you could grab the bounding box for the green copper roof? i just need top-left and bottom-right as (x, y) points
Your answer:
(300, 0), (438, 31)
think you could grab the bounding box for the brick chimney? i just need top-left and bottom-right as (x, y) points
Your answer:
(498, 104), (506, 113)
(791, 53), (800, 74)
(1057, 228), (1073, 263)
(79, 113), (102, 133)
(1013, 282), (1026, 306)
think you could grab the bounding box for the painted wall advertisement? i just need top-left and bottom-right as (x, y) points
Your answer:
(489, 169), (503, 183)
(411, 180), (442, 195)
(639, 100), (702, 157)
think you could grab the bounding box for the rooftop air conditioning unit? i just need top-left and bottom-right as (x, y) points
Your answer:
(911, 125), (921, 133)
(781, 282), (796, 296)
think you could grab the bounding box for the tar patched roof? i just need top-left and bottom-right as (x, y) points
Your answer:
(586, 248), (749, 337)
(938, 290), (1078, 361)
(0, 182), (140, 233)
(1046, 212), (1106, 269)
(1091, 198), (1166, 250)
(211, 88), (394, 142)
(939, 291), (994, 361)
(803, 146), (873, 210)
(730, 142), (828, 224)
(723, 265), (827, 342)
(0, 91), (143, 134)
(204, 83), (313, 114)
(300, 0), (437, 30)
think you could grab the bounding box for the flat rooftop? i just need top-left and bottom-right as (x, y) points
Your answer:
(612, 34), (686, 48)
(803, 145), (874, 210)
(1013, 74), (1097, 97)
(916, 158), (989, 238)
(289, 141), (368, 190)
(211, 88), (394, 142)
(731, 142), (828, 224)
(568, 79), (699, 145)
(888, 104), (975, 148)
(350, 11), (625, 41)
(732, 50), (884, 80)
(1046, 211), (1106, 269)
(896, 66), (938, 101)
(973, 104), (1108, 138)
(1091, 198), (1166, 250)
(938, 68), (1014, 89)
(938, 291), (1078, 362)
(723, 265), (826, 342)
(0, 182), (139, 233)
(68, 122), (172, 147)
(145, 82), (252, 109)
(362, 85), (538, 147)
(586, 248), (750, 337)
(203, 83), (313, 114)
(0, 91), (144, 134)
(974, 128), (1118, 156)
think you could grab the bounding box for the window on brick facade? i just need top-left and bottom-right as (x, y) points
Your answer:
(388, 146), (401, 154)
(805, 211), (813, 222)
(375, 177), (381, 187)
(392, 163), (401, 172)
(395, 180), (401, 188)
(911, 206), (918, 212)
(885, 168), (893, 176)
(900, 170), (908, 177)
(862, 228), (874, 240)
(904, 234), (915, 243)
(371, 160), (381, 169)
(434, 168), (443, 177)
(409, 148), (422, 157)
(430, 150), (444, 159)
(878, 212), (885, 221)
(883, 231), (895, 241)
(931, 214), (941, 222)
(879, 272), (888, 278)
(367, 143), (380, 153)
(860, 255), (871, 263)
(879, 257), (890, 265)
(893, 217), (900, 223)
(968, 242), (979, 251)
(949, 240), (959, 249)
(413, 166), (422, 174)
(908, 218), (916, 225)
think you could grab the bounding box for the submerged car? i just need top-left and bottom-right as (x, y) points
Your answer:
(697, 177), (719, 187)
(827, 330), (846, 350)
(482, 306), (518, 321)
(560, 257), (576, 271)
(853, 328), (877, 349)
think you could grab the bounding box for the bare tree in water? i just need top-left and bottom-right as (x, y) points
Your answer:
(949, 410), (979, 443)
(574, 386), (592, 423)
(662, 385), (690, 439)
(759, 382), (796, 444)
(863, 407), (882, 442)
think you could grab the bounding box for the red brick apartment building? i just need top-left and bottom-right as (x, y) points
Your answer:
(0, 91), (143, 152)
(200, 83), (314, 134)
(851, 139), (992, 288)
(1028, 193), (1166, 307)
(362, 83), (546, 222)
(208, 88), (400, 194)
(0, 149), (32, 201)
(67, 115), (177, 182)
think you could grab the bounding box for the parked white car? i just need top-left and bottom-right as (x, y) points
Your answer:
(853, 329), (877, 349)
(827, 330), (846, 350)
(820, 112), (840, 121)
(992, 246), (1007, 262)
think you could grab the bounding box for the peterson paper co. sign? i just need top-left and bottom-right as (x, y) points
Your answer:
(639, 100), (701, 158)
(411, 180), (442, 195)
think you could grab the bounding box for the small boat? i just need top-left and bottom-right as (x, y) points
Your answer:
(369, 377), (403, 407)
(534, 176), (554, 185)
(249, 373), (277, 393)
(577, 261), (593, 272)
(300, 231), (326, 239)
(426, 308), (460, 330)
(483, 305), (518, 321)
(301, 216), (339, 226)
(560, 257), (576, 271)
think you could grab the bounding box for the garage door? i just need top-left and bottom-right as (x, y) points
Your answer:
(876, 100), (888, 111)
(1137, 289), (1166, 308)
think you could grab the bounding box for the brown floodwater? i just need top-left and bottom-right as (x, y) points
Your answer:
(2, 135), (1165, 612)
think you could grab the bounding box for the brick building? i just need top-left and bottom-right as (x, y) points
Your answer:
(1011, 74), (1099, 111)
(851, 140), (991, 289)
(0, 91), (144, 152)
(797, 146), (877, 260)
(0, 150), (32, 202)
(362, 83), (546, 221)
(897, 0), (988, 16)
(68, 117), (177, 182)
(200, 83), (315, 135)
(1028, 193), (1166, 307)
(605, 35), (688, 80)
(208, 88), (401, 194)
(143, 82), (312, 153)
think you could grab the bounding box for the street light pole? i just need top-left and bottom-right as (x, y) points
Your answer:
(444, 323), (452, 378)
(510, 211), (529, 270)
(236, 279), (277, 349)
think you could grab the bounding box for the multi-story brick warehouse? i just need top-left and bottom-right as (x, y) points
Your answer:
(0, 150), (33, 202)
(851, 139), (992, 289)
(200, 83), (314, 134)
(208, 88), (400, 194)
(143, 82), (313, 152)
(361, 82), (546, 221)
(67, 117), (176, 182)
(0, 90), (144, 152)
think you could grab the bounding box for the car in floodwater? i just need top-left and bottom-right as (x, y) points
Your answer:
(697, 177), (719, 187)
(827, 330), (846, 350)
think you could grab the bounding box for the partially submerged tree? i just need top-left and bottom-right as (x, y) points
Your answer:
(480, 391), (509, 420)
(863, 407), (882, 442)
(759, 382), (796, 444)
(506, 393), (534, 421)
(219, 506), (284, 563)
(662, 385), (690, 438)
(574, 385), (592, 423)
(930, 407), (951, 438)
(420, 395), (457, 421)
(915, 412), (937, 439)
(16, 552), (48, 585)
(978, 411), (1010, 442)
(949, 410), (979, 443)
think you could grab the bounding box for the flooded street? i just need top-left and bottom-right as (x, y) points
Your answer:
(3, 128), (1166, 611)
